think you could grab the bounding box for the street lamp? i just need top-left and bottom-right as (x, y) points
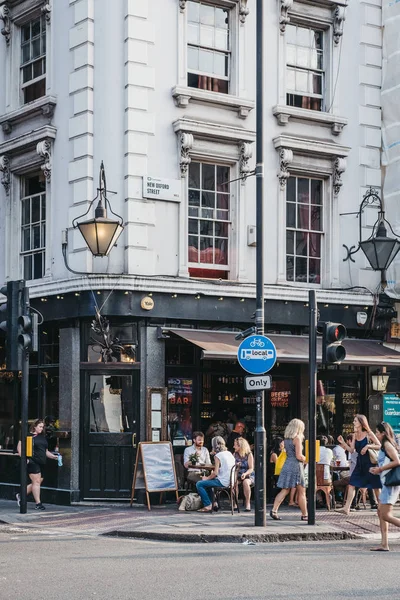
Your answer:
(371, 370), (390, 392)
(73, 161), (124, 257)
(343, 188), (400, 284)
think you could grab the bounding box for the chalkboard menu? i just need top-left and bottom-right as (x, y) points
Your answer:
(130, 442), (178, 510)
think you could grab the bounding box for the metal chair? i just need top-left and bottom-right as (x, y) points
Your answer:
(316, 464), (335, 510)
(214, 464), (241, 515)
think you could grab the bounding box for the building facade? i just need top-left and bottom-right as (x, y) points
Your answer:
(0, 0), (399, 503)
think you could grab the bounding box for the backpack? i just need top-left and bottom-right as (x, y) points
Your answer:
(178, 493), (202, 511)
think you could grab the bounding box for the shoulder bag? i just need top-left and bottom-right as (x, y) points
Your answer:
(368, 449), (378, 465)
(385, 465), (400, 487)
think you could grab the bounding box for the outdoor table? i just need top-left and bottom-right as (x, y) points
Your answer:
(188, 464), (214, 471)
(330, 465), (350, 473)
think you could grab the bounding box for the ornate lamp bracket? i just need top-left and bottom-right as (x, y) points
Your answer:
(179, 0), (187, 12)
(0, 3), (10, 45)
(179, 132), (194, 177)
(278, 148), (293, 189)
(42, 2), (51, 21)
(239, 0), (249, 23)
(0, 154), (10, 195)
(36, 140), (52, 181)
(280, 0), (293, 33)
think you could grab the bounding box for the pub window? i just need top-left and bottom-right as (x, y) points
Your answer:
(286, 24), (325, 112)
(188, 161), (230, 279)
(286, 175), (323, 284)
(20, 15), (46, 104)
(20, 174), (46, 281)
(187, 1), (230, 94)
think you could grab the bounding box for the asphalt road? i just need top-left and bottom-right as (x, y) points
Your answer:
(0, 527), (398, 600)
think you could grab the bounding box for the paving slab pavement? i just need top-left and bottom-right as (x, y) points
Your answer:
(1, 499), (399, 544)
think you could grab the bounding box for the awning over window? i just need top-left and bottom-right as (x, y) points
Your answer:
(166, 328), (400, 366)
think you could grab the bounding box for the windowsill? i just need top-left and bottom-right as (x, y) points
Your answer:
(0, 95), (57, 135)
(172, 85), (254, 119)
(272, 104), (347, 136)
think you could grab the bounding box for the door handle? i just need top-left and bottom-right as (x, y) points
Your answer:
(132, 433), (137, 448)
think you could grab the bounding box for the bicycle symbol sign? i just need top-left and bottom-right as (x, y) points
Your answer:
(237, 335), (277, 375)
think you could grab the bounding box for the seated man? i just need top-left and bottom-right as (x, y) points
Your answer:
(183, 431), (211, 485)
(317, 435), (333, 484)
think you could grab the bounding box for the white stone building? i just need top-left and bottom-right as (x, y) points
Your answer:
(0, 0), (399, 503)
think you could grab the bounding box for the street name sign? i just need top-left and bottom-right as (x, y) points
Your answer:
(237, 334), (277, 375)
(143, 176), (181, 202)
(244, 374), (272, 391)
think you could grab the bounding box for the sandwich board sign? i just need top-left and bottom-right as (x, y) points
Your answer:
(237, 334), (277, 375)
(130, 441), (178, 510)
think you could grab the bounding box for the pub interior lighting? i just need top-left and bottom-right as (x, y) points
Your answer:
(371, 370), (390, 392)
(343, 188), (400, 285)
(72, 161), (124, 257)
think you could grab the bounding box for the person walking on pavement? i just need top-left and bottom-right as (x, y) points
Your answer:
(16, 418), (58, 510)
(270, 419), (308, 521)
(369, 422), (400, 552)
(336, 414), (381, 515)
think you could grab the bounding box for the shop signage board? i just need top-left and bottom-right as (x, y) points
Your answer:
(383, 393), (400, 435)
(244, 374), (272, 391)
(130, 441), (179, 510)
(237, 334), (277, 375)
(142, 176), (181, 202)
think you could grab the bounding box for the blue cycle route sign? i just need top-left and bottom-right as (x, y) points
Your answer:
(237, 334), (277, 375)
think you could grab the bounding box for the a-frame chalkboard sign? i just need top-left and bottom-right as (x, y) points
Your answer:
(130, 441), (179, 510)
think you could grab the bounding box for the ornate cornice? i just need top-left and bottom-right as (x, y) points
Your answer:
(179, 0), (249, 23)
(278, 148), (293, 189)
(333, 157), (346, 196)
(179, 132), (193, 177)
(36, 140), (51, 181)
(280, 0), (293, 33)
(0, 3), (10, 45)
(0, 154), (10, 195)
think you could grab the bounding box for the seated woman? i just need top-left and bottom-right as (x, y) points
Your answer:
(196, 436), (235, 512)
(233, 437), (255, 511)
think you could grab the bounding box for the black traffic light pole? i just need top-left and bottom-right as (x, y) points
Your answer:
(308, 290), (317, 525)
(19, 286), (30, 515)
(254, 0), (266, 528)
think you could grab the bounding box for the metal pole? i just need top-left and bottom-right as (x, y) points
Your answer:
(19, 285), (29, 515)
(308, 290), (317, 525)
(254, 0), (265, 528)
(20, 349), (29, 514)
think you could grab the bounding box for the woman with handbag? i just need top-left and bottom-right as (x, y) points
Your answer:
(369, 422), (400, 552)
(336, 414), (381, 515)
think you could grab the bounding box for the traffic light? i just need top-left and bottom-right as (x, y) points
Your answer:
(0, 280), (24, 371)
(322, 322), (346, 364)
(18, 286), (38, 352)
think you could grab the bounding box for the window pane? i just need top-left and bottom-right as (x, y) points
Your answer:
(199, 237), (214, 263)
(295, 257), (307, 282)
(21, 43), (30, 63)
(188, 46), (199, 70)
(22, 199), (30, 225)
(215, 29), (228, 51)
(297, 204), (310, 230)
(189, 206), (198, 218)
(310, 206), (322, 231)
(215, 7), (229, 29)
(286, 230), (294, 255)
(202, 164), (215, 190)
(188, 1), (200, 22)
(32, 225), (41, 249)
(309, 233), (321, 257)
(202, 191), (215, 208)
(297, 26), (309, 47)
(189, 162), (200, 189)
(200, 220), (213, 236)
(189, 189), (200, 207)
(296, 70), (308, 93)
(31, 19), (41, 38)
(216, 209), (229, 221)
(287, 177), (296, 201)
(199, 49), (214, 73)
(200, 24), (214, 47)
(287, 45), (296, 65)
(22, 64), (32, 83)
(200, 3), (214, 26)
(297, 47), (309, 68)
(32, 198), (40, 223)
(22, 228), (31, 251)
(214, 51), (227, 77)
(188, 23), (199, 45)
(215, 221), (228, 237)
(188, 236), (198, 262)
(214, 238), (228, 264)
(286, 25), (296, 44)
(217, 193), (229, 210)
(22, 24), (31, 43)
(32, 38), (41, 59)
(286, 202), (296, 228)
(217, 166), (229, 192)
(298, 178), (309, 203)
(33, 59), (45, 79)
(33, 252), (43, 280)
(201, 207), (214, 219)
(313, 73), (322, 95)
(189, 219), (198, 234)
(41, 196), (46, 220)
(296, 231), (308, 256)
(286, 256), (294, 281)
(311, 179), (322, 205)
(309, 259), (321, 283)
(286, 68), (296, 91)
(24, 255), (32, 280)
